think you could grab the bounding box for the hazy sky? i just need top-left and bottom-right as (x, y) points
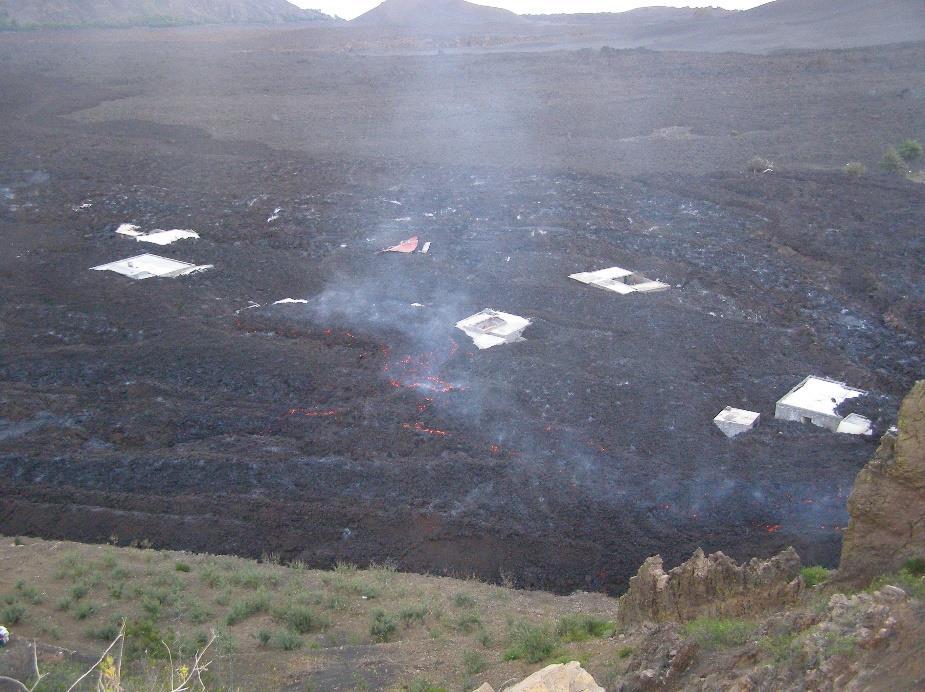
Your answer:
(295, 1), (772, 21)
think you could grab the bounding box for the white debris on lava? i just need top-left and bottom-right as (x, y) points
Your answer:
(135, 229), (199, 245)
(570, 266), (669, 295)
(273, 298), (309, 305)
(775, 376), (872, 434)
(714, 407), (761, 438)
(420, 241), (431, 254)
(115, 225), (199, 245)
(91, 254), (212, 280)
(267, 207), (282, 223)
(115, 223), (143, 237)
(456, 309), (531, 350)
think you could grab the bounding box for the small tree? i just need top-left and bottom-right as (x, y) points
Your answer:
(843, 162), (866, 177)
(897, 138), (923, 163)
(879, 147), (905, 174)
(747, 156), (774, 174)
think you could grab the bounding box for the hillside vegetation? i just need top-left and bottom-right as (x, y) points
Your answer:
(0, 0), (330, 30)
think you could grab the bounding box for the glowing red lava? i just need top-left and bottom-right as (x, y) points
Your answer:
(402, 422), (450, 437)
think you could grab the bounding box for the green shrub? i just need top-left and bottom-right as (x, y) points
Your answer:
(843, 162), (866, 177)
(225, 593), (271, 625)
(199, 563), (225, 589)
(124, 618), (173, 659)
(870, 568), (925, 599)
(503, 622), (557, 663)
(140, 596), (162, 619)
(880, 147), (906, 173)
(273, 603), (328, 634)
(897, 138), (923, 163)
(452, 593), (476, 608)
(257, 629), (272, 646)
(1, 603), (26, 624)
(73, 602), (97, 620)
(271, 629), (302, 651)
(227, 565), (278, 590)
(87, 622), (121, 641)
(14, 581), (44, 605)
(463, 649), (487, 675)
(618, 646), (633, 659)
(370, 610), (397, 642)
(903, 557), (925, 577)
(455, 613), (482, 633)
(175, 562), (192, 573)
(556, 614), (615, 642)
(407, 681), (448, 692)
(801, 566), (831, 588)
(684, 617), (755, 650)
(759, 632), (798, 663)
(399, 604), (428, 625)
(69, 583), (89, 601)
(823, 632), (856, 657)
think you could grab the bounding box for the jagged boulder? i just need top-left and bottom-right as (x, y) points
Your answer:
(472, 661), (604, 692)
(839, 381), (925, 583)
(616, 547), (803, 626)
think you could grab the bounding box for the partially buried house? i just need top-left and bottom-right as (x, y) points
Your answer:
(775, 376), (872, 435)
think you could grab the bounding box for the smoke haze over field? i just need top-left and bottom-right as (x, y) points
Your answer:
(296, 0), (770, 21)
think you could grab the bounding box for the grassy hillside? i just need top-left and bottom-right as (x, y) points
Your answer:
(0, 0), (331, 30)
(0, 534), (619, 690)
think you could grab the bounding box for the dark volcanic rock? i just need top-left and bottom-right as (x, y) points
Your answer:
(352, 0), (523, 26)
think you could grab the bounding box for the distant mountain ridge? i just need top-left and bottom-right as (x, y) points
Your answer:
(0, 0), (332, 29)
(353, 0), (524, 26)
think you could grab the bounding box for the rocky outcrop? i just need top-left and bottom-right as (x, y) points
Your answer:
(472, 661), (604, 692)
(616, 547), (803, 626)
(839, 381), (925, 583)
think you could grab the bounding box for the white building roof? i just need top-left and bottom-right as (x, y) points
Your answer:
(714, 407), (760, 427)
(456, 309), (531, 350)
(91, 254), (212, 280)
(569, 266), (669, 295)
(778, 376), (866, 417)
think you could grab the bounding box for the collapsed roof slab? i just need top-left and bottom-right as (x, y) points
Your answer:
(775, 375), (868, 433)
(456, 309), (531, 350)
(837, 413), (874, 436)
(714, 407), (760, 438)
(570, 266), (669, 295)
(115, 223), (142, 237)
(135, 229), (199, 245)
(91, 254), (212, 280)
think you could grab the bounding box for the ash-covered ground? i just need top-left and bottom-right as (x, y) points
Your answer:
(1, 27), (923, 593)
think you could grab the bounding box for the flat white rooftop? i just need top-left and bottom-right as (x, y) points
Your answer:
(713, 406), (761, 438)
(456, 309), (531, 350)
(91, 254), (212, 280)
(777, 376), (865, 417)
(570, 266), (669, 295)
